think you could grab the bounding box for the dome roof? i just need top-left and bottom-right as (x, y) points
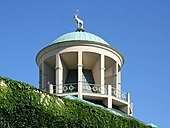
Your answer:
(52, 31), (109, 45)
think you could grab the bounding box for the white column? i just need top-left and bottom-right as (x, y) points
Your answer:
(118, 70), (121, 98)
(78, 51), (83, 99)
(100, 54), (105, 94)
(127, 92), (132, 115)
(56, 54), (63, 93)
(115, 62), (119, 98)
(49, 84), (53, 94)
(42, 61), (46, 91)
(107, 85), (112, 108)
(39, 69), (41, 89)
(130, 102), (133, 116)
(118, 71), (121, 91)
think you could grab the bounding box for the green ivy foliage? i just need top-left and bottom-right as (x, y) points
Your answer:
(0, 76), (152, 128)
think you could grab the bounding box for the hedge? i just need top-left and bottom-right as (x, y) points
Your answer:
(0, 76), (152, 128)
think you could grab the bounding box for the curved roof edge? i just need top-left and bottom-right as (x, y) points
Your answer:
(36, 41), (124, 68)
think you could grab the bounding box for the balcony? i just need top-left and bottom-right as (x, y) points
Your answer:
(53, 83), (78, 94)
(44, 83), (129, 103)
(82, 83), (108, 95)
(111, 87), (128, 102)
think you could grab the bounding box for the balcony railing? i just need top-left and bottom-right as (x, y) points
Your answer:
(51, 83), (78, 94)
(112, 87), (128, 102)
(47, 83), (129, 102)
(82, 83), (108, 95)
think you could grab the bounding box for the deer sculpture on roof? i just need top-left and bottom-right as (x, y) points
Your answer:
(74, 9), (84, 30)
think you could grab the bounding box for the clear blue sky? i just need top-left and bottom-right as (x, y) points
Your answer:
(0, 0), (170, 127)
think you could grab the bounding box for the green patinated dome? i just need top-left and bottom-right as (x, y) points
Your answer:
(52, 31), (109, 45)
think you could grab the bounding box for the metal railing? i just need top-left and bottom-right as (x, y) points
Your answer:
(47, 83), (129, 102)
(111, 87), (128, 102)
(51, 83), (78, 94)
(82, 83), (108, 95)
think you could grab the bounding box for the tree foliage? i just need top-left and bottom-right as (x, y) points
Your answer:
(0, 77), (152, 128)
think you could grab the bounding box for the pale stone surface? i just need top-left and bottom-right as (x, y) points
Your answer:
(36, 35), (132, 115)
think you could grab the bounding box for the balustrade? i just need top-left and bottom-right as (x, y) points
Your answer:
(50, 83), (78, 94)
(112, 87), (128, 102)
(47, 83), (129, 102)
(82, 83), (108, 95)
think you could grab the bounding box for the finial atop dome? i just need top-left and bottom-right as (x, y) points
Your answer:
(74, 9), (84, 32)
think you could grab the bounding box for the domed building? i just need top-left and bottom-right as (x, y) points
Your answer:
(36, 16), (133, 116)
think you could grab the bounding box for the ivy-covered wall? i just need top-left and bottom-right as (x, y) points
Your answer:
(0, 76), (152, 128)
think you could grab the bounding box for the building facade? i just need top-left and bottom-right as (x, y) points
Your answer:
(36, 28), (133, 115)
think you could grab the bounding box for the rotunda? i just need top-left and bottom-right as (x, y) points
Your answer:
(36, 19), (132, 115)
